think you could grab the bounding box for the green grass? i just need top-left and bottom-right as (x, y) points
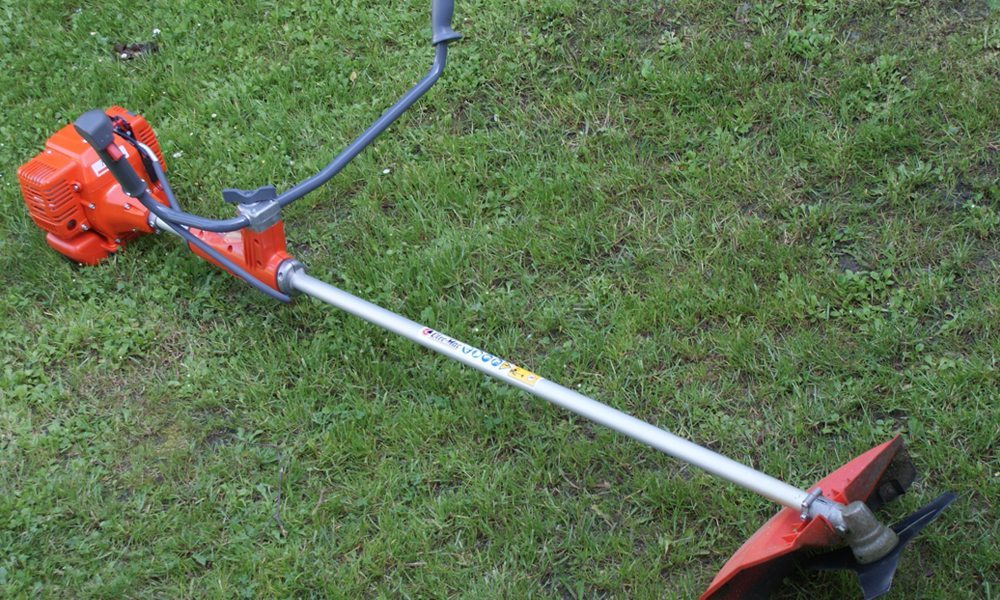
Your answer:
(1, 0), (998, 597)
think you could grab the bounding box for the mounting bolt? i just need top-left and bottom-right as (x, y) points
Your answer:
(88, 203), (96, 210)
(81, 224), (89, 231)
(123, 203), (132, 210)
(114, 238), (121, 244)
(72, 183), (81, 192)
(800, 489), (823, 521)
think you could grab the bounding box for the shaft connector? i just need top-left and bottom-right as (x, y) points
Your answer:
(801, 489), (899, 564)
(841, 500), (899, 564)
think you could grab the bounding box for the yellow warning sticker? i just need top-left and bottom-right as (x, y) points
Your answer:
(509, 366), (541, 387)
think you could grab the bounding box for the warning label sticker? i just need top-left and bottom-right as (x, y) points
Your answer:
(421, 328), (541, 387)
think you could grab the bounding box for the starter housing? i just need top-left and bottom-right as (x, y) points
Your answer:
(17, 107), (292, 292)
(17, 106), (168, 264)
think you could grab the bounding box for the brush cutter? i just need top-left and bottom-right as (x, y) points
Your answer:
(15, 2), (955, 597)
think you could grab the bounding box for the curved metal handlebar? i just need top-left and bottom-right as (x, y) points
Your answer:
(432, 0), (461, 45)
(275, 43), (452, 208)
(275, 2), (460, 208)
(74, 2), (460, 230)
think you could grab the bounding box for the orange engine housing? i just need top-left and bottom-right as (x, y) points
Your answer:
(17, 106), (170, 264)
(17, 107), (292, 293)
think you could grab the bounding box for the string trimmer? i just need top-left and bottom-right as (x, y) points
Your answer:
(15, 2), (954, 597)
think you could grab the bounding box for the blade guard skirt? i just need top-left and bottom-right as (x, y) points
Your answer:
(701, 436), (915, 600)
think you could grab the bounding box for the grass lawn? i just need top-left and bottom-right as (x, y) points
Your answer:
(1, 0), (998, 597)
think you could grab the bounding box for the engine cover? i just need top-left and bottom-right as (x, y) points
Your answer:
(17, 106), (169, 264)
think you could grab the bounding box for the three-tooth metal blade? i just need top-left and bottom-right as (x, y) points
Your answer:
(806, 492), (958, 600)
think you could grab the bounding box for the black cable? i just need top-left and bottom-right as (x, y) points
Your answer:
(113, 128), (181, 213)
(149, 160), (181, 211)
(119, 140), (291, 302)
(112, 127), (249, 232)
(137, 190), (291, 303)
(119, 141), (290, 302)
(148, 201), (249, 233)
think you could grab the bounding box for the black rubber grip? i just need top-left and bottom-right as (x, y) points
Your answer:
(74, 109), (148, 198)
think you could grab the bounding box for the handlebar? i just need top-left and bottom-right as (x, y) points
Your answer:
(274, 1), (461, 208)
(74, 0), (459, 229)
(432, 0), (461, 45)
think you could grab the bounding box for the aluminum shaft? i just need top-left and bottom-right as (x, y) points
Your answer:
(288, 269), (810, 510)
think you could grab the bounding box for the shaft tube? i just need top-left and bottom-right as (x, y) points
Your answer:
(289, 270), (809, 510)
